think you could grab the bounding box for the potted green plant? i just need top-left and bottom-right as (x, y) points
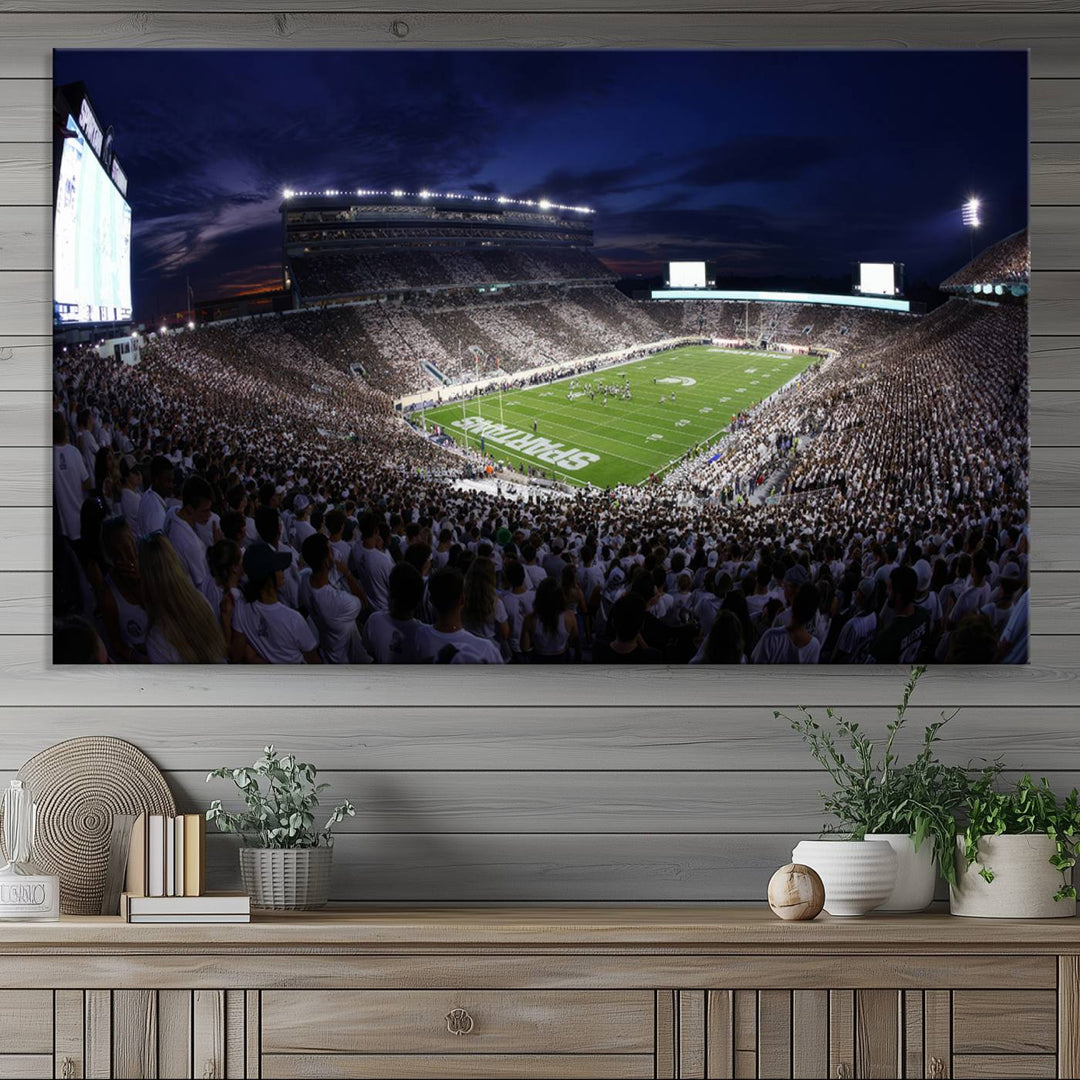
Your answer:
(779, 666), (979, 914)
(206, 746), (355, 910)
(951, 773), (1080, 919)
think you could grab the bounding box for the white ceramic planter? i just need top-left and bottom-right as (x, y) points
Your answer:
(864, 833), (937, 913)
(791, 839), (898, 917)
(949, 834), (1076, 919)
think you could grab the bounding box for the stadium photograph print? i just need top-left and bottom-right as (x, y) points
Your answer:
(51, 49), (1030, 666)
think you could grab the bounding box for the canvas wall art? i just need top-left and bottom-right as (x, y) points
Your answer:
(51, 49), (1029, 665)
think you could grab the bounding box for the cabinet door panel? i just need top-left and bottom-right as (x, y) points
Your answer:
(829, 989), (855, 1080)
(84, 990), (111, 1080)
(706, 990), (734, 1079)
(953, 990), (1057, 1054)
(902, 991), (923, 1079)
(953, 1054), (1056, 1078)
(855, 989), (900, 1079)
(54, 990), (84, 1080)
(0, 990), (52, 1054)
(923, 989), (951, 1080)
(733, 990), (757, 1079)
(113, 990), (158, 1079)
(758, 990), (791, 1079)
(791, 990), (828, 1080)
(0, 1055), (51, 1078)
(158, 990), (192, 1080)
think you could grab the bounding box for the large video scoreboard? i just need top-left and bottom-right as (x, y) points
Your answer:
(54, 87), (132, 325)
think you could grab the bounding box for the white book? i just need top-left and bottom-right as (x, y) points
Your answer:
(147, 815), (165, 897)
(128, 914), (250, 924)
(126, 893), (250, 915)
(165, 817), (175, 897)
(174, 816), (185, 897)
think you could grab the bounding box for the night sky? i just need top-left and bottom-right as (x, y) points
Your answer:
(54, 50), (1028, 323)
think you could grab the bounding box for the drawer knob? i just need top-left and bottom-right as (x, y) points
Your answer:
(446, 1007), (475, 1036)
(60, 1058), (77, 1080)
(928, 1057), (947, 1079)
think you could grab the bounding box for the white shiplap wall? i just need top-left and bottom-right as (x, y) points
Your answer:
(2, 0), (1078, 901)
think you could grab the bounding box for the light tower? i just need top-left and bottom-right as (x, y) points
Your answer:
(962, 197), (981, 262)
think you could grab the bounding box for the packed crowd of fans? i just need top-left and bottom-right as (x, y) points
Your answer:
(53, 227), (1030, 665)
(942, 228), (1030, 288)
(290, 245), (615, 300)
(53, 306), (1028, 666)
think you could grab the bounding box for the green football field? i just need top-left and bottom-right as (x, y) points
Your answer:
(418, 345), (819, 488)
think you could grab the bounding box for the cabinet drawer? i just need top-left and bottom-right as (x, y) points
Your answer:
(953, 1054), (1056, 1078)
(261, 990), (655, 1055)
(953, 990), (1057, 1054)
(0, 1057), (51, 1080)
(262, 1053), (655, 1079)
(0, 992), (52, 1054)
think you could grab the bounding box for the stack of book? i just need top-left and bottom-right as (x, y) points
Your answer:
(120, 813), (250, 923)
(120, 891), (250, 923)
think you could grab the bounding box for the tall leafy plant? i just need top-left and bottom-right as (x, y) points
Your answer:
(776, 666), (988, 886)
(206, 745), (355, 849)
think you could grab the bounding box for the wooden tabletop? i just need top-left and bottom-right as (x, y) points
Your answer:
(1, 906), (1078, 952)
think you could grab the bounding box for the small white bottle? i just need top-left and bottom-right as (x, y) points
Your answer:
(0, 779), (60, 920)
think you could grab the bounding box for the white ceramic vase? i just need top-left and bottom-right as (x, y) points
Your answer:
(864, 833), (937, 912)
(949, 834), (1077, 919)
(791, 839), (898, 917)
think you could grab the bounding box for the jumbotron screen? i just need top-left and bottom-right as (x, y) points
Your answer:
(54, 114), (132, 325)
(667, 261), (707, 289)
(854, 261), (902, 297)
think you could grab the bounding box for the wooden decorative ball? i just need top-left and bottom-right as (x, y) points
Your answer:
(768, 863), (826, 921)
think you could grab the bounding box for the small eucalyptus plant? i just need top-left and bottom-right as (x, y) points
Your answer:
(960, 772), (1080, 902)
(206, 745), (355, 849)
(776, 666), (990, 886)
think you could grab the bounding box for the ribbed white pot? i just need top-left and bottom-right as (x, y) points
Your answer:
(791, 839), (898, 917)
(949, 834), (1076, 919)
(865, 833), (937, 913)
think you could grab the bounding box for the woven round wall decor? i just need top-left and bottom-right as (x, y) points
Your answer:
(15, 736), (175, 914)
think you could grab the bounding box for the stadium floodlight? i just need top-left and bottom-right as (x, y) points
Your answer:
(159, 325), (167, 334)
(392, 189), (404, 197)
(962, 196), (981, 260)
(419, 189), (431, 198)
(538, 198), (551, 210)
(187, 320), (195, 330)
(282, 188), (294, 199)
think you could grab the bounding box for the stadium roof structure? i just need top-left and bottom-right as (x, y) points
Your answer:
(942, 228), (1029, 297)
(281, 187), (593, 215)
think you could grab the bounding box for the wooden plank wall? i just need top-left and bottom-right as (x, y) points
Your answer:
(1, 0), (1078, 903)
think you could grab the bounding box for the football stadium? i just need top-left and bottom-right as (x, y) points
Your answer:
(53, 86), (1030, 667)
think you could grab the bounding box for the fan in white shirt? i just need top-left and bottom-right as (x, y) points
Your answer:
(234, 543), (320, 664)
(135, 456), (175, 538)
(299, 533), (370, 664)
(350, 512), (394, 611)
(363, 561), (428, 664)
(414, 568), (504, 664)
(119, 462), (143, 533)
(53, 411), (92, 541)
(499, 561), (535, 655)
(163, 475), (214, 591)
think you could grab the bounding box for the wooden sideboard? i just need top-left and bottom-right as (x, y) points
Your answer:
(0, 907), (1078, 1079)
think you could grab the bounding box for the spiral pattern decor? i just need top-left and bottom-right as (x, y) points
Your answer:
(14, 736), (175, 914)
